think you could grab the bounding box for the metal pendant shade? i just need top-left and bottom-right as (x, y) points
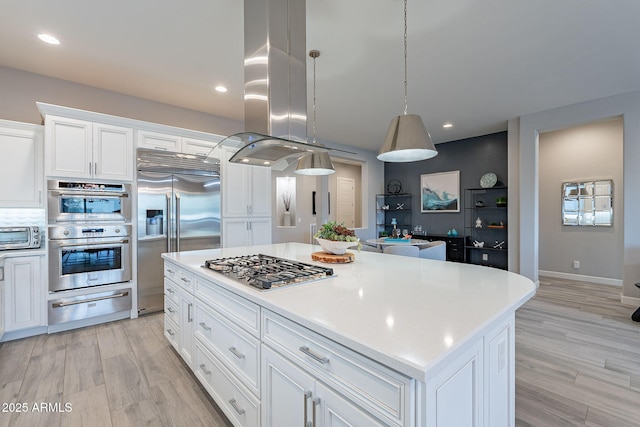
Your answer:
(378, 114), (437, 162)
(378, 0), (438, 163)
(295, 49), (335, 175)
(295, 151), (335, 175)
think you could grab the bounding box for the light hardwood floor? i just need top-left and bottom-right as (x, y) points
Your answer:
(0, 313), (232, 427)
(516, 277), (640, 426)
(1, 277), (638, 426)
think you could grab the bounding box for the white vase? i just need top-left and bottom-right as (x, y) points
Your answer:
(283, 211), (291, 226)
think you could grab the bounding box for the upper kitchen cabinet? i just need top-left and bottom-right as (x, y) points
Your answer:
(45, 115), (134, 181)
(0, 120), (44, 207)
(221, 146), (271, 218)
(137, 130), (221, 157)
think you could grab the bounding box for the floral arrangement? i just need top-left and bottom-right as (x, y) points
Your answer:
(281, 192), (293, 212)
(314, 221), (361, 250)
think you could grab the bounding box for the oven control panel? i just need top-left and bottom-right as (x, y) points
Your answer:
(49, 224), (131, 240)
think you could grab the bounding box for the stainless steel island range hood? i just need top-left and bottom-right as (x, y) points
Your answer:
(214, 0), (351, 172)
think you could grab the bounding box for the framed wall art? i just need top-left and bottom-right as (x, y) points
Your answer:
(420, 171), (460, 213)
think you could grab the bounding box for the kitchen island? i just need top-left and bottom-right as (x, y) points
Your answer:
(162, 242), (536, 427)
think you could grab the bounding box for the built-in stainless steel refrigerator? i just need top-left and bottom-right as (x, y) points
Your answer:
(136, 149), (220, 314)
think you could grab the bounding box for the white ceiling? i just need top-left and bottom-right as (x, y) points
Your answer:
(2, 0), (640, 151)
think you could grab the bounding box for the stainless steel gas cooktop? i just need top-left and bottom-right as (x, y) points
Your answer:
(203, 254), (334, 290)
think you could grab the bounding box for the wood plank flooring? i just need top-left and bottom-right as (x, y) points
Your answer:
(1, 276), (638, 426)
(516, 276), (640, 427)
(0, 314), (232, 427)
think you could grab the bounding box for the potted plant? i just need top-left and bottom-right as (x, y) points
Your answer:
(314, 221), (361, 254)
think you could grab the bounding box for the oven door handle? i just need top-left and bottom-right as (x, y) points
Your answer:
(49, 238), (130, 248)
(48, 190), (129, 198)
(51, 291), (129, 308)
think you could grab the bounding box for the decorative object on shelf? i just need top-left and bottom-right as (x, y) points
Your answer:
(475, 217), (482, 228)
(421, 170), (460, 213)
(493, 240), (505, 249)
(487, 222), (506, 229)
(314, 221), (361, 254)
(295, 50), (335, 176)
(396, 203), (404, 210)
(475, 200), (485, 207)
(377, 0), (438, 163)
(382, 204), (390, 210)
(480, 172), (498, 188)
(451, 228), (458, 237)
(495, 196), (507, 207)
(281, 192), (293, 226)
(386, 179), (403, 194)
(473, 240), (485, 248)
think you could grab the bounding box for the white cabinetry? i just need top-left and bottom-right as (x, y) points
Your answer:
(45, 115), (134, 181)
(4, 255), (44, 332)
(262, 345), (388, 427)
(163, 262), (194, 367)
(221, 146), (271, 217)
(222, 217), (272, 248)
(0, 120), (44, 207)
(137, 130), (221, 157)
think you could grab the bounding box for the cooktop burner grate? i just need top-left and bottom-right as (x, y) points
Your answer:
(203, 254), (334, 290)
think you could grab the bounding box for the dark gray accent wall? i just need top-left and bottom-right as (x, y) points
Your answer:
(384, 131), (507, 236)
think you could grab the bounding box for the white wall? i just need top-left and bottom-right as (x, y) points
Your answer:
(511, 90), (640, 303)
(539, 119), (623, 280)
(0, 65), (243, 136)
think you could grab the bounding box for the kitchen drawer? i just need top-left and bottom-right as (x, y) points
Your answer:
(262, 310), (412, 425)
(195, 303), (260, 397)
(164, 278), (179, 305)
(164, 295), (179, 325)
(164, 316), (179, 350)
(195, 340), (260, 427)
(164, 262), (195, 293)
(195, 277), (260, 337)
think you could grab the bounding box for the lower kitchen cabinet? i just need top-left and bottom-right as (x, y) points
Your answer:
(163, 271), (194, 367)
(262, 345), (388, 427)
(4, 255), (44, 332)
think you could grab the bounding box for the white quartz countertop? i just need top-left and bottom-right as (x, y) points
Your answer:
(162, 242), (536, 379)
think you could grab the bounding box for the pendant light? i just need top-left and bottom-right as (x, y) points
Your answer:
(377, 0), (438, 162)
(295, 50), (335, 175)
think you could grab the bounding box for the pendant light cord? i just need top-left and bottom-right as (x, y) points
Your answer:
(313, 53), (317, 143)
(403, 0), (408, 116)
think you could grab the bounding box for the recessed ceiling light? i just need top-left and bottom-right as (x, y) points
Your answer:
(442, 122), (453, 128)
(214, 85), (228, 93)
(38, 33), (60, 45)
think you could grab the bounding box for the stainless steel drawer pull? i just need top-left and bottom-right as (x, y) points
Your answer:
(166, 307), (175, 313)
(181, 277), (190, 283)
(299, 346), (329, 364)
(313, 397), (321, 426)
(166, 269), (175, 274)
(199, 322), (211, 331)
(166, 288), (175, 294)
(228, 346), (245, 359)
(229, 398), (245, 415)
(166, 329), (175, 336)
(303, 390), (311, 426)
(199, 364), (211, 375)
(51, 291), (129, 308)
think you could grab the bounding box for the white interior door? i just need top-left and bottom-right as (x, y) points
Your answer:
(336, 177), (355, 227)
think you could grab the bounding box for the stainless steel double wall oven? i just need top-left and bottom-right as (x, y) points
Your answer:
(47, 180), (133, 326)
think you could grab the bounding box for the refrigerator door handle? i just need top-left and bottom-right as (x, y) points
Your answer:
(166, 193), (172, 252)
(175, 193), (181, 252)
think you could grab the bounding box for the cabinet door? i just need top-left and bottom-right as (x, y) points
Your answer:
(179, 287), (194, 368)
(248, 218), (272, 246)
(249, 165), (271, 217)
(136, 130), (181, 152)
(4, 256), (43, 332)
(45, 115), (92, 178)
(262, 345), (315, 427)
(222, 150), (252, 216)
(316, 382), (388, 427)
(93, 123), (134, 181)
(182, 137), (219, 157)
(0, 123), (44, 207)
(222, 219), (250, 248)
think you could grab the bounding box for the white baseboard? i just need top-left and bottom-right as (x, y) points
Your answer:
(621, 295), (640, 307)
(538, 270), (623, 287)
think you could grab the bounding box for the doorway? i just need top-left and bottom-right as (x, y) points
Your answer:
(336, 177), (355, 227)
